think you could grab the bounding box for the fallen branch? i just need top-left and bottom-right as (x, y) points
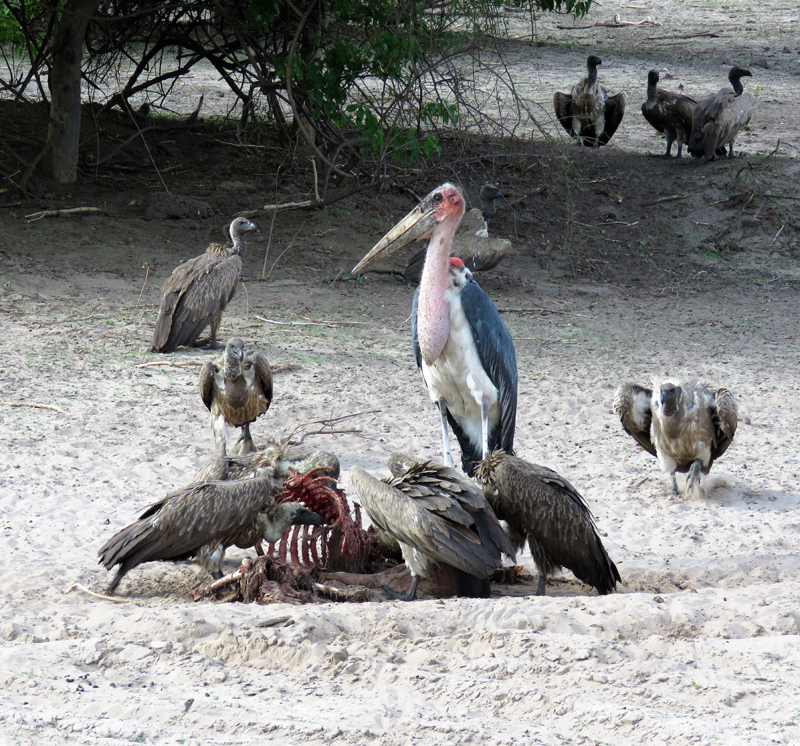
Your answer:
(646, 31), (719, 40)
(67, 583), (131, 603)
(499, 308), (594, 319)
(255, 315), (361, 328)
(25, 206), (103, 222)
(641, 194), (688, 207)
(135, 360), (298, 374)
(260, 180), (384, 213)
(2, 400), (67, 414)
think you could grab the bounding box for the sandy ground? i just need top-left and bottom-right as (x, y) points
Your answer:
(2, 0), (800, 744)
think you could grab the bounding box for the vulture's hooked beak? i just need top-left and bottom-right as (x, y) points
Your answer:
(352, 203), (438, 275)
(292, 506), (325, 527)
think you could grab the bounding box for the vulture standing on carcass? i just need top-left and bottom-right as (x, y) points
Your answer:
(151, 217), (257, 353)
(98, 476), (324, 594)
(350, 452), (515, 601)
(352, 183), (517, 476)
(613, 379), (738, 497)
(641, 69), (697, 158)
(554, 55), (626, 146)
(199, 337), (273, 456)
(475, 451), (620, 597)
(687, 66), (754, 160)
(404, 184), (511, 283)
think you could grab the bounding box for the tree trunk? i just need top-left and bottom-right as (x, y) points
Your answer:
(40, 0), (98, 184)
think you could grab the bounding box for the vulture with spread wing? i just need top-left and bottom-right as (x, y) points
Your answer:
(554, 55), (626, 147)
(613, 379), (738, 496)
(151, 217), (256, 352)
(475, 451), (620, 596)
(98, 476), (323, 594)
(350, 452), (515, 601)
(199, 337), (273, 456)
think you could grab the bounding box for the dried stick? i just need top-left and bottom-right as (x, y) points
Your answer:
(2, 400), (67, 414)
(68, 583), (131, 603)
(641, 194), (688, 207)
(129, 263), (150, 323)
(25, 206), (103, 222)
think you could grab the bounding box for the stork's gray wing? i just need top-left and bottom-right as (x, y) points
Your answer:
(554, 91), (576, 134)
(613, 382), (657, 457)
(460, 276), (518, 458)
(199, 359), (217, 411)
(710, 388), (738, 462)
(599, 90), (626, 145)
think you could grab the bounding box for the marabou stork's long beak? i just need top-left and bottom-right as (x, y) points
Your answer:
(352, 203), (438, 275)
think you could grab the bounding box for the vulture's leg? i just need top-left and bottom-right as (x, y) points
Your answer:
(209, 315), (221, 350)
(535, 573), (547, 597)
(438, 400), (455, 467)
(480, 398), (490, 460)
(213, 414), (228, 457)
(594, 115), (605, 147)
(664, 136), (674, 158)
(728, 143), (735, 158)
(200, 543), (226, 579)
(669, 472), (679, 493)
(237, 422), (256, 454)
(254, 540), (264, 557)
(106, 565), (128, 595)
(382, 574), (420, 602)
(686, 460), (704, 497)
(676, 142), (684, 158)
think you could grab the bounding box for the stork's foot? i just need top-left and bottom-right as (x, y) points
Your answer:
(382, 576), (419, 602)
(535, 574), (547, 597)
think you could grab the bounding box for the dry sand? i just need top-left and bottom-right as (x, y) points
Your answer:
(2, 0), (800, 743)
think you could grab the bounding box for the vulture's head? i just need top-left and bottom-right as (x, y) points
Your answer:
(659, 382), (683, 418)
(352, 183), (465, 275)
(647, 69), (660, 87)
(225, 337), (245, 362)
(587, 55), (602, 70)
(284, 502), (325, 528)
(229, 217), (258, 240)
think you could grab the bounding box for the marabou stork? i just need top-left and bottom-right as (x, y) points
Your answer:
(613, 379), (738, 497)
(350, 452), (515, 601)
(352, 183), (518, 476)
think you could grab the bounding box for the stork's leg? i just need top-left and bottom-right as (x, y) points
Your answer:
(382, 575), (420, 602)
(535, 574), (547, 597)
(686, 460), (704, 497)
(480, 398), (490, 460)
(437, 400), (454, 467)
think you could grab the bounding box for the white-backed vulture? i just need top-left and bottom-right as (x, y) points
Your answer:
(199, 337), (273, 456)
(151, 217), (257, 353)
(98, 477), (324, 594)
(641, 69), (697, 158)
(475, 451), (620, 597)
(687, 66), (754, 161)
(613, 379), (738, 497)
(554, 55), (626, 147)
(350, 452), (515, 601)
(193, 447), (340, 485)
(404, 184), (511, 283)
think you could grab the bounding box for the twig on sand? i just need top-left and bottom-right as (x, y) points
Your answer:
(255, 314), (363, 328)
(2, 400), (67, 414)
(641, 194), (688, 207)
(135, 360), (298, 374)
(67, 583), (131, 603)
(25, 206), (103, 222)
(129, 263), (150, 323)
(278, 411), (381, 448)
(499, 308), (595, 319)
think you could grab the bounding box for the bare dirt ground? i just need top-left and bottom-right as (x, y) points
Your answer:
(1, 1), (799, 744)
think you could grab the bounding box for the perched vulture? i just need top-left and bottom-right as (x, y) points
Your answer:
(613, 379), (738, 496)
(475, 451), (620, 597)
(641, 69), (697, 158)
(404, 184), (511, 283)
(687, 66), (754, 160)
(199, 337), (273, 456)
(151, 217), (257, 353)
(350, 452), (515, 601)
(98, 476), (324, 594)
(554, 55), (626, 147)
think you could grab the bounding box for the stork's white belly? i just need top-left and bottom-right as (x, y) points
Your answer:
(421, 286), (499, 446)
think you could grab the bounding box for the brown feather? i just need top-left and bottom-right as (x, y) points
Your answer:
(98, 478), (323, 593)
(475, 451), (620, 596)
(641, 69), (697, 157)
(198, 337), (273, 455)
(554, 55), (626, 147)
(151, 217), (256, 352)
(351, 453), (514, 598)
(688, 66), (754, 160)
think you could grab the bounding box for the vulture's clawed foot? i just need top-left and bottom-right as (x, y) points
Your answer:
(382, 576), (419, 602)
(686, 460), (704, 497)
(535, 574), (547, 596)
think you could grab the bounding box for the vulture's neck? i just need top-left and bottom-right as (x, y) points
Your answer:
(586, 64), (598, 86)
(646, 79), (658, 107)
(730, 75), (745, 96)
(417, 217), (460, 367)
(230, 231), (247, 256)
(224, 354), (242, 379)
